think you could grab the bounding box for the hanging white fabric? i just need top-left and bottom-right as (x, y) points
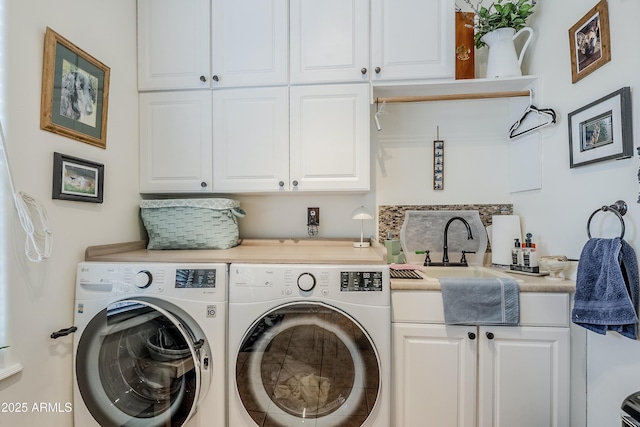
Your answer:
(0, 120), (52, 262)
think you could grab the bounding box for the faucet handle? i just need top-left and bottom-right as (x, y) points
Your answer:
(460, 250), (475, 265)
(415, 250), (431, 266)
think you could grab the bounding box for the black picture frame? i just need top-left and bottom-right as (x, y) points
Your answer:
(52, 152), (104, 203)
(568, 87), (633, 168)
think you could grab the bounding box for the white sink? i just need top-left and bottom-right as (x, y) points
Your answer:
(421, 266), (521, 281)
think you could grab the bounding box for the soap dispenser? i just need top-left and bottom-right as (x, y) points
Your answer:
(510, 239), (522, 271)
(522, 233), (539, 273)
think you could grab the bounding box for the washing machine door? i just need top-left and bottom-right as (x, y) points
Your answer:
(235, 301), (380, 426)
(76, 298), (207, 427)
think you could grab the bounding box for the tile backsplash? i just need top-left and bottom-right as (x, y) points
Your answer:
(378, 204), (513, 251)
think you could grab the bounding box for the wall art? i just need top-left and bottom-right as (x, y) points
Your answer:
(41, 27), (110, 149)
(52, 152), (104, 203)
(568, 87), (633, 168)
(568, 0), (611, 84)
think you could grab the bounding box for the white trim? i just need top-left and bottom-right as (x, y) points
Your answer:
(0, 363), (23, 381)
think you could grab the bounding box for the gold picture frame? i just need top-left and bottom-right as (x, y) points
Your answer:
(569, 0), (611, 84)
(40, 27), (110, 149)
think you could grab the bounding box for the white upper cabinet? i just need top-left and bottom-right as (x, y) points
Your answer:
(371, 0), (455, 82)
(211, 0), (289, 87)
(290, 83), (370, 192)
(138, 0), (287, 91)
(139, 91), (213, 193)
(138, 0), (211, 90)
(212, 87), (290, 192)
(290, 0), (370, 84)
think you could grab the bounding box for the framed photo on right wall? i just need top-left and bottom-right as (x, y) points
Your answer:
(568, 87), (633, 168)
(568, 0), (611, 84)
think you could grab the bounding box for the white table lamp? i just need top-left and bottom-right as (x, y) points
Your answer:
(352, 206), (373, 248)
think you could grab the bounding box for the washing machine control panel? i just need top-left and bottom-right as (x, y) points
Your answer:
(340, 271), (384, 292)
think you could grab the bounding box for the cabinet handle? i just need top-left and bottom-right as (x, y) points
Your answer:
(200, 181), (208, 188)
(199, 75), (207, 82)
(292, 180), (299, 187)
(467, 332), (476, 340)
(212, 75), (219, 82)
(278, 181), (285, 188)
(375, 66), (381, 74)
(486, 332), (495, 340)
(361, 67), (367, 75)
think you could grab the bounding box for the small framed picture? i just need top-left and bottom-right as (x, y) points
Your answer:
(568, 87), (633, 168)
(52, 152), (104, 203)
(568, 0), (611, 84)
(40, 27), (110, 149)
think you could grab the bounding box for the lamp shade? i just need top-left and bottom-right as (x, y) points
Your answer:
(351, 206), (373, 220)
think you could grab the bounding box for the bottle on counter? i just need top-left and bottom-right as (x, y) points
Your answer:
(510, 239), (522, 271)
(522, 233), (539, 273)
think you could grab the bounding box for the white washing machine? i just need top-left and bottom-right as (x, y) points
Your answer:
(73, 262), (227, 427)
(228, 263), (390, 427)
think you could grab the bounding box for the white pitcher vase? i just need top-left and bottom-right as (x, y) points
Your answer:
(481, 27), (533, 78)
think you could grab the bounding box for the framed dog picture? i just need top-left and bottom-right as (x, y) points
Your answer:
(568, 87), (633, 168)
(40, 27), (110, 149)
(568, 0), (611, 84)
(52, 152), (104, 203)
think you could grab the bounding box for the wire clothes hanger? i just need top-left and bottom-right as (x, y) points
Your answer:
(509, 90), (557, 139)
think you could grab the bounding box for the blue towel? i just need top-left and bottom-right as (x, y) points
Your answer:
(440, 277), (520, 325)
(572, 238), (639, 340)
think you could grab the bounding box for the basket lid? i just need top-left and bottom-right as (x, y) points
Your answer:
(140, 198), (240, 210)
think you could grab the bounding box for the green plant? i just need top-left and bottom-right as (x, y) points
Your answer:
(461, 0), (535, 49)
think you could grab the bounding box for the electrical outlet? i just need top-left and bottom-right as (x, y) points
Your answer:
(307, 207), (320, 226)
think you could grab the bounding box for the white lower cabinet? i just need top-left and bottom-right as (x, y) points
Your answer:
(139, 90), (213, 193)
(392, 291), (570, 427)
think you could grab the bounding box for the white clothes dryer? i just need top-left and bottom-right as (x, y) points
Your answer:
(73, 262), (227, 427)
(228, 263), (390, 427)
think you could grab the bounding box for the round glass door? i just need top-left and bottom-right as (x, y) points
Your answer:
(235, 302), (381, 426)
(76, 299), (204, 427)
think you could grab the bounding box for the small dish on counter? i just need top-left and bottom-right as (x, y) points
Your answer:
(539, 256), (570, 280)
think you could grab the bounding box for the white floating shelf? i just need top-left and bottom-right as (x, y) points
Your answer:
(372, 75), (539, 103)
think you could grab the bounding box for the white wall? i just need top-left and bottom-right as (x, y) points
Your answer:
(517, 2), (640, 426)
(0, 1), (140, 426)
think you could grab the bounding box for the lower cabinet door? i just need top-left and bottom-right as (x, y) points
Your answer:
(477, 326), (570, 427)
(393, 323), (477, 427)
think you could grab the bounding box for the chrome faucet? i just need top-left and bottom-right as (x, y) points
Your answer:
(442, 216), (474, 265)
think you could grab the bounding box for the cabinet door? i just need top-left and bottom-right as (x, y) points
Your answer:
(137, 0), (211, 90)
(477, 326), (570, 427)
(289, 83), (370, 192)
(211, 0), (288, 87)
(371, 0), (455, 81)
(212, 87), (289, 192)
(139, 91), (213, 193)
(393, 323), (476, 427)
(290, 0), (369, 83)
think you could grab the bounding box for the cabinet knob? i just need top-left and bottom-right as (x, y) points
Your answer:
(199, 75), (207, 82)
(361, 67), (367, 75)
(212, 75), (219, 82)
(468, 332), (476, 340)
(200, 181), (208, 188)
(486, 332), (495, 340)
(278, 181), (285, 188)
(292, 180), (299, 187)
(375, 66), (381, 74)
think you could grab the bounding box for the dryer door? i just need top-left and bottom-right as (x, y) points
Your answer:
(235, 301), (381, 426)
(76, 299), (205, 427)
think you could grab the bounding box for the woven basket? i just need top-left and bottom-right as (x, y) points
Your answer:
(140, 198), (245, 250)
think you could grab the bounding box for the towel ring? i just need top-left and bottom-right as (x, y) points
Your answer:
(586, 200), (627, 239)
